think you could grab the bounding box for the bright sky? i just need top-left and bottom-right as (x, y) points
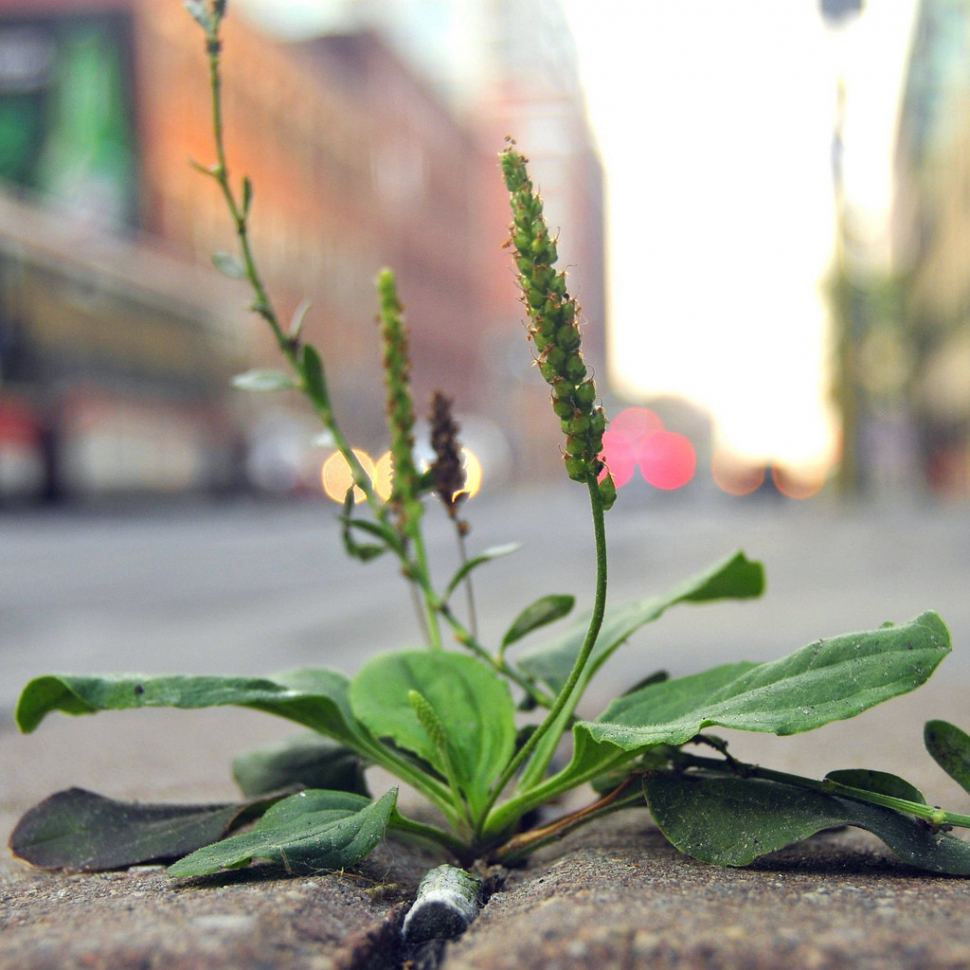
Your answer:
(563, 0), (919, 472)
(238, 0), (919, 475)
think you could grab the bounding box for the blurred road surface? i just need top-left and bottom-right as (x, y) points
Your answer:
(2, 486), (970, 733)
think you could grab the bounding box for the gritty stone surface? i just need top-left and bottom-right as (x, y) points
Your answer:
(5, 692), (970, 969)
(445, 816), (970, 970)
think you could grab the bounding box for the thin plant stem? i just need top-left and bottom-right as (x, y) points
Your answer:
(490, 772), (646, 864)
(455, 528), (479, 639)
(389, 813), (469, 858)
(437, 601), (555, 707)
(411, 530), (443, 650)
(478, 475), (609, 832)
(200, 10), (451, 650)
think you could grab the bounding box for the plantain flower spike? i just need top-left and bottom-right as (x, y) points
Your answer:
(500, 142), (615, 509)
(429, 391), (469, 533)
(377, 268), (423, 534)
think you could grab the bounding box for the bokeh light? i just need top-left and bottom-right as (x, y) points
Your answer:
(600, 407), (696, 492)
(373, 450), (394, 502)
(329, 447), (483, 505)
(711, 449), (767, 497)
(321, 449), (375, 503)
(639, 430), (696, 490)
(772, 463), (829, 500)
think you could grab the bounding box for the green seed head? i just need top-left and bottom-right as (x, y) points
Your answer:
(377, 269), (422, 534)
(501, 144), (609, 497)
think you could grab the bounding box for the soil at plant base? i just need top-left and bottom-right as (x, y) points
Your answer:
(5, 691), (970, 970)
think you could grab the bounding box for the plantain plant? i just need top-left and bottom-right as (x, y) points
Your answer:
(10, 0), (970, 883)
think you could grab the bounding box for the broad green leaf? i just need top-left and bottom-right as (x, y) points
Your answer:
(232, 369), (297, 392)
(517, 551), (765, 694)
(445, 543), (522, 597)
(211, 251), (246, 279)
(925, 720), (970, 795)
(502, 595), (575, 649)
(167, 789), (396, 878)
(10, 787), (288, 871)
(233, 733), (368, 798)
(824, 769), (926, 805)
(16, 669), (374, 753)
(644, 772), (970, 874)
(581, 612), (950, 751)
(350, 652), (515, 818)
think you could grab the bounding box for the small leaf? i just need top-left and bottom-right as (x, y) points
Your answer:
(167, 789), (396, 878)
(232, 369), (297, 393)
(350, 652), (516, 818)
(644, 772), (970, 875)
(502, 595), (575, 649)
(184, 0), (212, 31)
(301, 344), (329, 405)
(340, 515), (404, 558)
(340, 519), (387, 563)
(233, 733), (369, 798)
(10, 788), (288, 871)
(289, 299), (311, 339)
(519, 551), (765, 694)
(825, 769), (927, 805)
(187, 156), (219, 178)
(925, 720), (970, 795)
(445, 543), (522, 597)
(582, 612), (950, 751)
(212, 251), (246, 279)
(242, 175), (254, 216)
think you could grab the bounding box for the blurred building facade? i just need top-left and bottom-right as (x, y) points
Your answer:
(893, 0), (970, 497)
(0, 0), (605, 500)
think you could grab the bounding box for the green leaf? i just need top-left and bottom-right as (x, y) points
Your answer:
(15, 670), (375, 754)
(242, 175), (254, 216)
(824, 769), (927, 805)
(167, 789), (396, 878)
(925, 720), (970, 795)
(350, 652), (516, 818)
(518, 551), (765, 694)
(288, 298), (311, 339)
(339, 513), (403, 562)
(301, 344), (329, 404)
(233, 733), (369, 798)
(232, 369), (297, 392)
(581, 612), (950, 752)
(644, 772), (970, 874)
(502, 595), (575, 650)
(340, 519), (387, 562)
(445, 543), (522, 597)
(212, 251), (246, 279)
(184, 0), (212, 31)
(10, 787), (288, 872)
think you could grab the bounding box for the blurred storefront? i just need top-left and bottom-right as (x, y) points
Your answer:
(893, 0), (970, 498)
(0, 0), (606, 501)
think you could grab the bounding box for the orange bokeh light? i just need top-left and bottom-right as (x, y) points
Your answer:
(711, 450), (767, 497)
(321, 449), (375, 503)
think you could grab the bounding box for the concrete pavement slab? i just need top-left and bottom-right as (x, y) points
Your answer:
(4, 681), (970, 969)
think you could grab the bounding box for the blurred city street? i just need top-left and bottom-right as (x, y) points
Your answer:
(3, 486), (970, 731)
